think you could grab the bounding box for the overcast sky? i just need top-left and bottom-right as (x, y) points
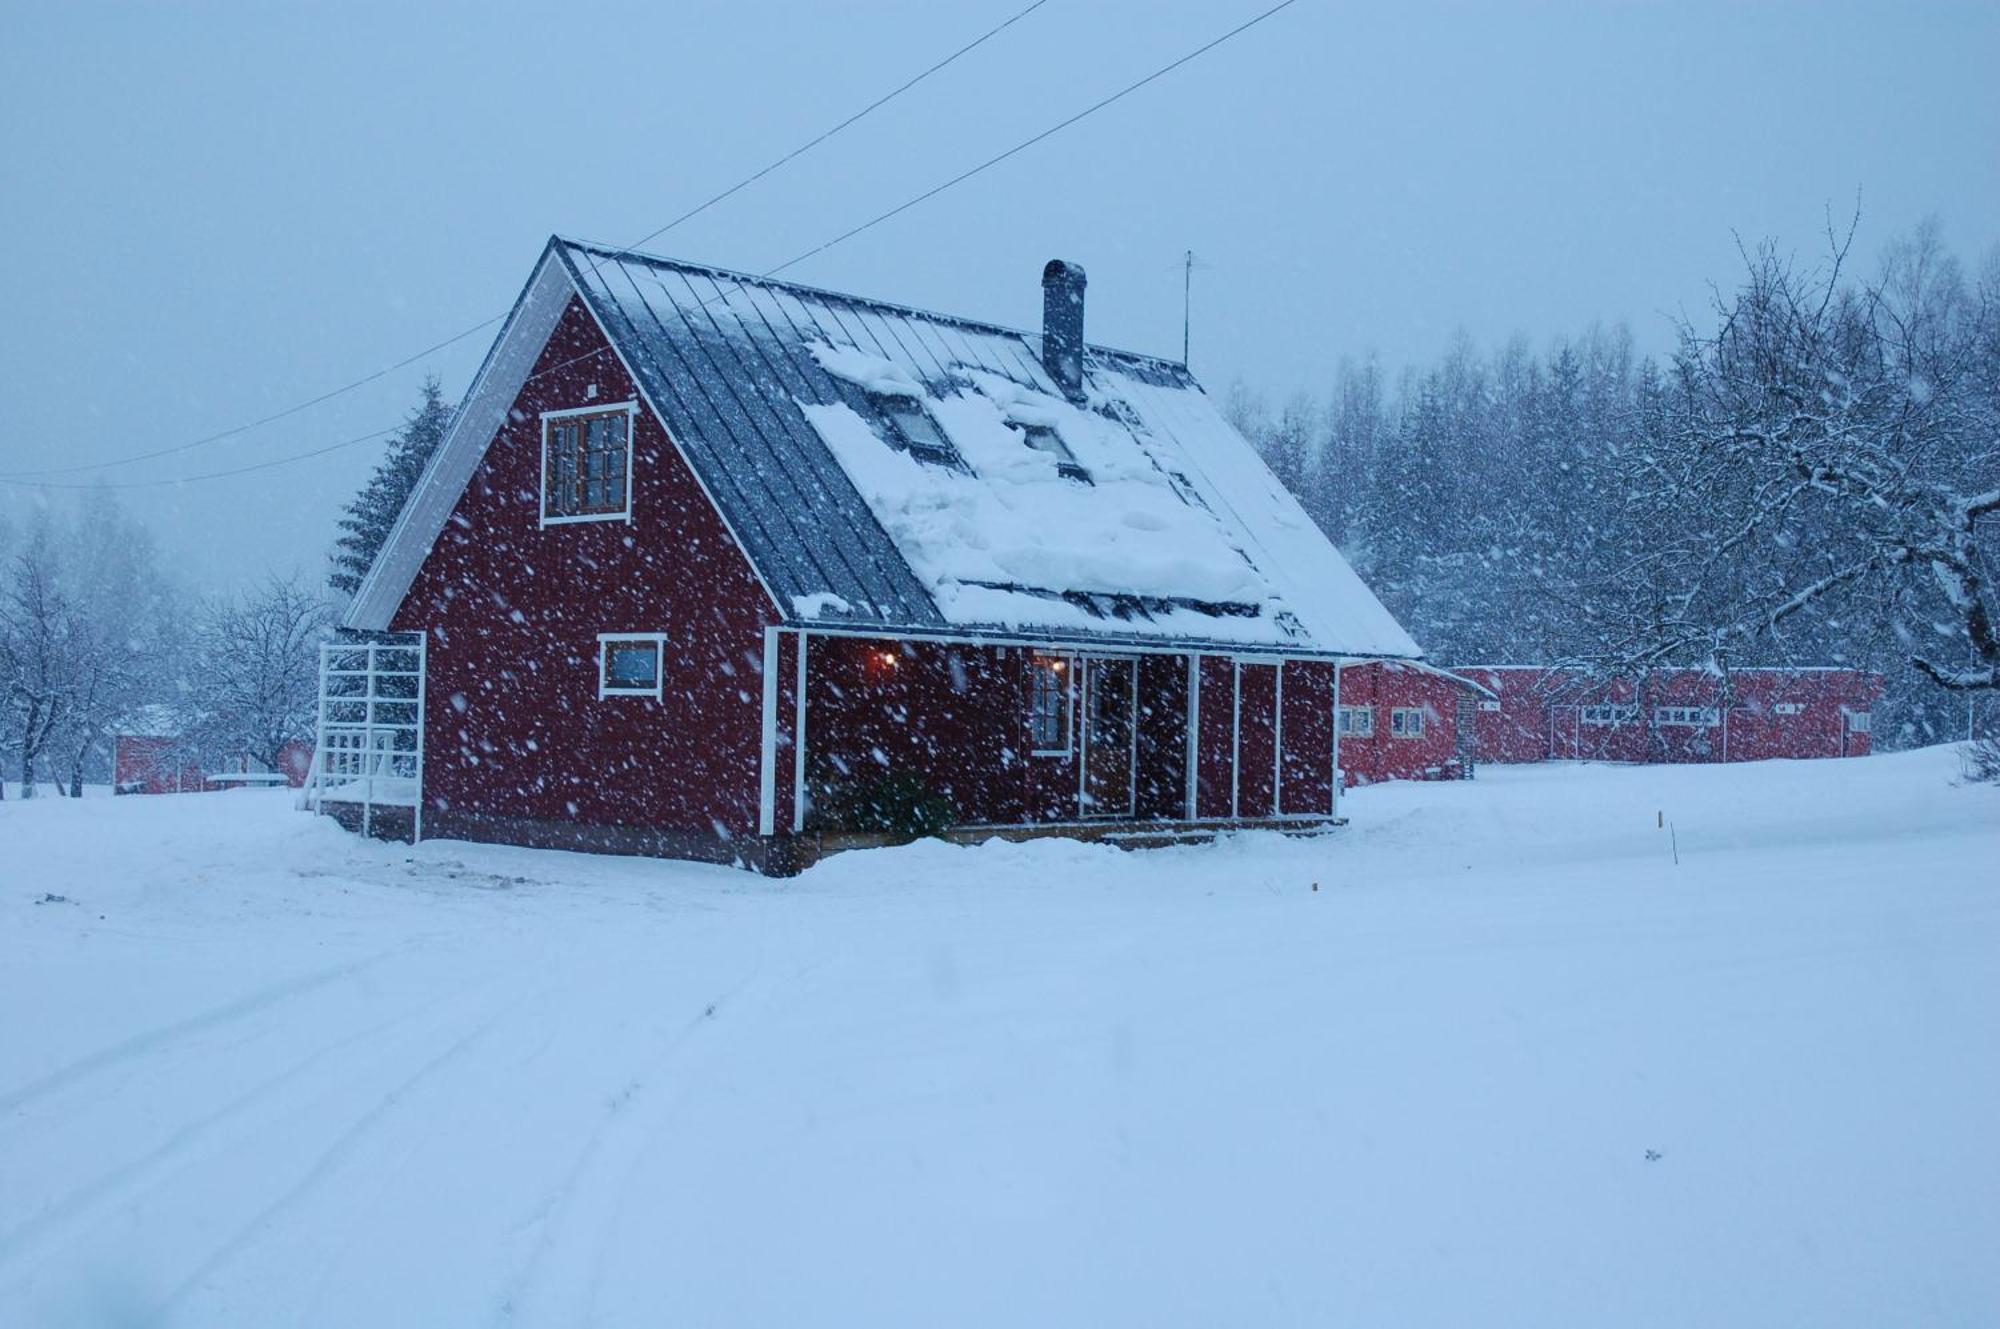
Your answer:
(3, 0), (1995, 593)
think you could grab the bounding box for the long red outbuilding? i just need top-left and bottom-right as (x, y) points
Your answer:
(1454, 666), (1882, 765)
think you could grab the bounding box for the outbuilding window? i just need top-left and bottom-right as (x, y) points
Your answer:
(598, 633), (666, 699)
(1337, 705), (1374, 738)
(1027, 654), (1073, 755)
(543, 404), (636, 524)
(1655, 706), (1718, 727)
(1581, 704), (1640, 726)
(1389, 707), (1425, 738)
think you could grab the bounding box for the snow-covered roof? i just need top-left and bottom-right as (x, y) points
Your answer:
(114, 704), (191, 738)
(348, 238), (1420, 659)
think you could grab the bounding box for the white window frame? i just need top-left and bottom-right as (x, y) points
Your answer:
(1773, 702), (1805, 716)
(1843, 708), (1870, 733)
(1027, 652), (1075, 757)
(1479, 699), (1501, 712)
(598, 632), (667, 700)
(1337, 705), (1374, 738)
(541, 401), (639, 528)
(1655, 705), (1719, 727)
(1389, 706), (1425, 739)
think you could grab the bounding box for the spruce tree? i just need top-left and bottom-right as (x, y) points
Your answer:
(329, 375), (453, 597)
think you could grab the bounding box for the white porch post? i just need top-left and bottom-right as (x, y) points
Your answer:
(792, 631), (809, 833)
(1184, 654), (1201, 820)
(1330, 659), (1343, 820)
(1230, 659), (1243, 820)
(758, 627), (779, 838)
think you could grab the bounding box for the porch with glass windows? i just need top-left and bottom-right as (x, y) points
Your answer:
(757, 629), (1356, 873)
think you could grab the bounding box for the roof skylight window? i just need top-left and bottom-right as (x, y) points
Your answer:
(1017, 422), (1091, 484)
(878, 396), (961, 468)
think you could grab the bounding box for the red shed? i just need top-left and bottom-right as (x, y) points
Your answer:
(1332, 661), (1487, 786)
(113, 709), (315, 794)
(1457, 666), (1883, 765)
(319, 242), (1431, 872)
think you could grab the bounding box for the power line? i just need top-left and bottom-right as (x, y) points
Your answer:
(19, 425), (403, 490)
(17, 342), (619, 490)
(6, 0), (1304, 494)
(764, 0), (1302, 277)
(604, 0), (1055, 266)
(0, 0), (1055, 483)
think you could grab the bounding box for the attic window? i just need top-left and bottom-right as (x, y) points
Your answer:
(878, 396), (961, 468)
(542, 404), (636, 525)
(1018, 422), (1091, 484)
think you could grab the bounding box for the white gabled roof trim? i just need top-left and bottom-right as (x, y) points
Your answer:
(345, 246), (788, 631)
(345, 251), (575, 630)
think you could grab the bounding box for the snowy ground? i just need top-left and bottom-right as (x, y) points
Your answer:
(2, 751), (1995, 1327)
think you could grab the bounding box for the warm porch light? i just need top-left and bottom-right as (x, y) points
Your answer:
(875, 649), (900, 669)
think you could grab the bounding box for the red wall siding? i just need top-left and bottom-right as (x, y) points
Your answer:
(1336, 663), (1464, 785)
(391, 297), (778, 839)
(113, 736), (211, 795)
(1279, 661), (1336, 815)
(1194, 655), (1237, 820)
(1235, 663), (1279, 817)
(1135, 654), (1191, 819)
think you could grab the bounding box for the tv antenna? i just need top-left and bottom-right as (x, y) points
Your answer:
(1179, 249), (1213, 369)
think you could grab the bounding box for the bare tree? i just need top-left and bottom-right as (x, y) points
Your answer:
(47, 493), (178, 795)
(189, 575), (333, 771)
(1591, 219), (1999, 698)
(0, 519), (77, 799)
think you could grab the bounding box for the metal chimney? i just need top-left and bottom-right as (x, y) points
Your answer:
(1041, 259), (1087, 401)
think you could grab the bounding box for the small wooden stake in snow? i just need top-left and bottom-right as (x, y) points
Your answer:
(1657, 810), (1663, 829)
(1670, 822), (1679, 865)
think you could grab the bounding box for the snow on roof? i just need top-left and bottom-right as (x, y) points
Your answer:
(348, 238), (1421, 659)
(114, 704), (191, 738)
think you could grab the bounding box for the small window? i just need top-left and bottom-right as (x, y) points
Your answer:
(1337, 705), (1374, 738)
(1581, 704), (1640, 726)
(1773, 702), (1805, 716)
(1844, 709), (1870, 732)
(1390, 707), (1425, 738)
(1027, 654), (1072, 755)
(543, 406), (635, 524)
(1479, 700), (1501, 712)
(879, 396), (961, 467)
(599, 634), (665, 699)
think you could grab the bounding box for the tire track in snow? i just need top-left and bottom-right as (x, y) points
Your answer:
(0, 978), (493, 1280)
(0, 942), (426, 1116)
(493, 955), (785, 1324)
(148, 980), (551, 1322)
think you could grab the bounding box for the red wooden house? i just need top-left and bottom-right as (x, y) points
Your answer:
(1457, 666), (1882, 765)
(320, 240), (1431, 872)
